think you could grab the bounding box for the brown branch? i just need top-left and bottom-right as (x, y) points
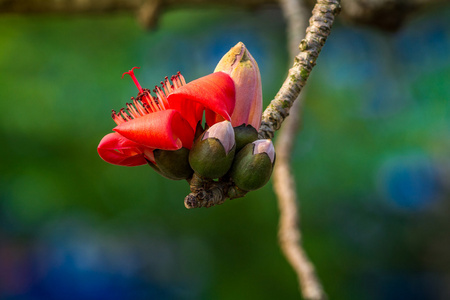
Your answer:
(0, 0), (274, 13)
(274, 0), (327, 298)
(1, 0), (443, 30)
(276, 97), (328, 300)
(259, 0), (341, 140)
(184, 173), (247, 209)
(0, 0), (272, 29)
(338, 0), (446, 31)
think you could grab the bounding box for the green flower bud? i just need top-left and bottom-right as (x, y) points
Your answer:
(189, 121), (236, 179)
(229, 139), (275, 191)
(234, 124), (258, 151)
(148, 147), (193, 180)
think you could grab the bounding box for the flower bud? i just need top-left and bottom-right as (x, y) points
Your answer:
(150, 147), (193, 180)
(189, 121), (236, 179)
(234, 124), (258, 152)
(215, 42), (262, 130)
(229, 139), (275, 191)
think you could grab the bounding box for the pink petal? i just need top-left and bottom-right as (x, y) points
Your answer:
(230, 70), (262, 129)
(214, 43), (262, 129)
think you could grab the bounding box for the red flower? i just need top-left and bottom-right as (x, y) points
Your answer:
(98, 67), (235, 166)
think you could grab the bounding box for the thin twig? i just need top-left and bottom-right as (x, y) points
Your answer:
(274, 0), (327, 298)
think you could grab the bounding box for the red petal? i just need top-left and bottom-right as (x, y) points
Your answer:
(98, 132), (148, 166)
(113, 109), (194, 150)
(167, 72), (235, 129)
(204, 110), (226, 126)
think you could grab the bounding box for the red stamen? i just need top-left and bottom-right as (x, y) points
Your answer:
(122, 67), (143, 93)
(126, 103), (140, 118)
(158, 96), (166, 110)
(144, 90), (160, 112)
(111, 68), (187, 124)
(165, 76), (173, 93)
(154, 86), (169, 109)
(120, 108), (132, 121)
(178, 72), (186, 85)
(134, 99), (148, 115)
(138, 93), (151, 111)
(162, 77), (170, 94)
(143, 103), (152, 113)
(112, 110), (126, 125)
(172, 73), (181, 88)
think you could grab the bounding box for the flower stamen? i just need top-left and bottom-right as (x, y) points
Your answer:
(162, 77), (171, 95)
(164, 76), (173, 93)
(171, 75), (180, 89)
(178, 72), (186, 85)
(113, 67), (186, 125)
(120, 108), (132, 121)
(126, 103), (140, 118)
(153, 86), (169, 110)
(122, 67), (144, 93)
(133, 98), (148, 115)
(112, 110), (126, 125)
(138, 89), (159, 112)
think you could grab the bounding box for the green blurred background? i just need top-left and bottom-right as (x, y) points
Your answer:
(0, 4), (449, 300)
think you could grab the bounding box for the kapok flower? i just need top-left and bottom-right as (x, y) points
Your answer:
(98, 67), (235, 166)
(214, 42), (262, 130)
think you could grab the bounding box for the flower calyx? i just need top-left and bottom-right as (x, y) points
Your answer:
(148, 148), (193, 180)
(229, 139), (275, 191)
(189, 120), (236, 179)
(233, 124), (258, 151)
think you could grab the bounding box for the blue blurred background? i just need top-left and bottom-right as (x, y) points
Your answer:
(0, 4), (449, 300)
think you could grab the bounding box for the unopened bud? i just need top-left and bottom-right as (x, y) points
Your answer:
(229, 139), (275, 191)
(253, 139), (275, 163)
(189, 121), (236, 179)
(215, 42), (262, 130)
(150, 147), (193, 180)
(234, 124), (258, 152)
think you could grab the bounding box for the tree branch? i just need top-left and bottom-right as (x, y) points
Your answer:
(1, 0), (441, 30)
(274, 0), (327, 298)
(258, 0), (341, 139)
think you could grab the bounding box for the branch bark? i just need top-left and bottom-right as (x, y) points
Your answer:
(0, 0), (443, 30)
(258, 0), (341, 139)
(0, 0), (273, 28)
(274, 0), (327, 298)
